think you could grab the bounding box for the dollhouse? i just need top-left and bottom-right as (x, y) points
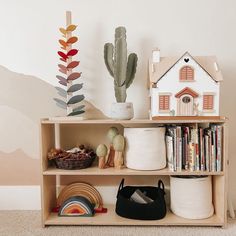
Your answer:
(149, 50), (223, 118)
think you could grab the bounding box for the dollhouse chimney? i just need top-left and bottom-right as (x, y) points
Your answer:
(152, 48), (160, 63)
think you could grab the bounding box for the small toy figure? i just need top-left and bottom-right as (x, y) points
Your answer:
(96, 127), (125, 169)
(113, 134), (125, 169)
(96, 144), (108, 169)
(106, 127), (119, 167)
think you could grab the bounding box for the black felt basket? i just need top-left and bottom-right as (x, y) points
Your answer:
(115, 179), (166, 220)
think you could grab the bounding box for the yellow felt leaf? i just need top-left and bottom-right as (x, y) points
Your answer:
(59, 27), (67, 35)
(66, 24), (77, 32)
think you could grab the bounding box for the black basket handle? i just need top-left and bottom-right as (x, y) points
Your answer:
(158, 180), (165, 192)
(117, 178), (125, 198)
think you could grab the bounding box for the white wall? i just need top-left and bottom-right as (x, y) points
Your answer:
(0, 0), (236, 208)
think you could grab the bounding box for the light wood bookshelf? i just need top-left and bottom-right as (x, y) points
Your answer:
(40, 116), (228, 227)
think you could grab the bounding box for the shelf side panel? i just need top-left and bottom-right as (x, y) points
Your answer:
(41, 175), (56, 227)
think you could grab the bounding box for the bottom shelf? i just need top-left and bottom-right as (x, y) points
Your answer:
(44, 205), (224, 226)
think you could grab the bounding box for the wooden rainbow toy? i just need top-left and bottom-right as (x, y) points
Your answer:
(59, 196), (94, 217)
(57, 182), (103, 210)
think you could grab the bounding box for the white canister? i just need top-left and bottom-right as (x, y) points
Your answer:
(124, 127), (166, 170)
(170, 176), (214, 219)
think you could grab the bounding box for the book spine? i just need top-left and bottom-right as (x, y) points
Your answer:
(205, 135), (209, 171)
(166, 135), (174, 171)
(194, 129), (199, 171)
(216, 126), (222, 172)
(176, 127), (182, 171)
(174, 128), (177, 171)
(211, 126), (216, 172)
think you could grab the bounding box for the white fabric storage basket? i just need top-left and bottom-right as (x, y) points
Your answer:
(170, 176), (214, 219)
(124, 127), (166, 170)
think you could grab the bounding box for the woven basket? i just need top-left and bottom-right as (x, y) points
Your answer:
(53, 155), (95, 170)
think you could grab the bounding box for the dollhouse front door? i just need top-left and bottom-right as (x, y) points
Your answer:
(178, 95), (194, 116)
(175, 87), (199, 116)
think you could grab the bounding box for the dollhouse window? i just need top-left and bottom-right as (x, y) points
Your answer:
(180, 66), (194, 81)
(159, 95), (170, 111)
(203, 94), (214, 110)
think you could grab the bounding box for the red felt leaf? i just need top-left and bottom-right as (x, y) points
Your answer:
(67, 72), (81, 81)
(67, 49), (78, 57)
(59, 39), (67, 48)
(67, 36), (78, 44)
(60, 58), (67, 62)
(59, 69), (67, 75)
(67, 61), (80, 69)
(58, 51), (68, 60)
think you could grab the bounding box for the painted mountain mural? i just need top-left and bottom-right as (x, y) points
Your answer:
(0, 65), (106, 185)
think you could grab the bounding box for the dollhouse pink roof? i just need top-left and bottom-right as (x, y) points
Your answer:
(151, 52), (223, 84)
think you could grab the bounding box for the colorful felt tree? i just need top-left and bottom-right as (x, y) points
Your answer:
(54, 11), (85, 116)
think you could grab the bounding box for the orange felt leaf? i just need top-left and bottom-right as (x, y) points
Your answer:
(67, 72), (81, 81)
(61, 46), (67, 50)
(67, 61), (80, 69)
(59, 39), (67, 48)
(67, 49), (78, 57)
(59, 27), (67, 35)
(67, 36), (78, 44)
(66, 24), (77, 32)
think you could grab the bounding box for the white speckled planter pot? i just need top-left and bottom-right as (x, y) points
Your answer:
(110, 102), (134, 120)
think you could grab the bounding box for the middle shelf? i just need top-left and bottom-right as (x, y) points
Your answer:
(43, 166), (224, 176)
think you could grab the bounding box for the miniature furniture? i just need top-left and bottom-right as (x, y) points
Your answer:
(40, 116), (228, 227)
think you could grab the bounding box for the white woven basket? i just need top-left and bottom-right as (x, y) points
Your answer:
(170, 176), (214, 219)
(124, 127), (166, 170)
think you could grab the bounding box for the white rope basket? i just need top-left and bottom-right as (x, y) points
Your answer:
(124, 127), (166, 170)
(170, 176), (214, 219)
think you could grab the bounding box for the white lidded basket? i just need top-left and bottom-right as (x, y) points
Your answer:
(170, 176), (214, 219)
(124, 127), (166, 170)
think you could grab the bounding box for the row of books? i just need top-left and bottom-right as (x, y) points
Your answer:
(165, 124), (223, 172)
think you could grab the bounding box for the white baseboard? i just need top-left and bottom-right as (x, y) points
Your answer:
(0, 186), (41, 210)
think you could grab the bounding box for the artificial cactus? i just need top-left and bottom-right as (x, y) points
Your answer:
(104, 26), (138, 103)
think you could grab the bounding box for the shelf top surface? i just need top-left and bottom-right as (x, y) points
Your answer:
(43, 166), (224, 176)
(41, 116), (227, 124)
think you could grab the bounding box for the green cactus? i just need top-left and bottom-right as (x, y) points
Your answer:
(104, 26), (138, 103)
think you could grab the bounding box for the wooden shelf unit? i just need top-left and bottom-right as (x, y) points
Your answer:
(40, 117), (228, 227)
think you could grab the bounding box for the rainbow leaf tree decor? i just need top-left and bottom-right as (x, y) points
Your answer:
(54, 11), (85, 117)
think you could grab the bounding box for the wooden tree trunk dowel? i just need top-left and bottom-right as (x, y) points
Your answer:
(106, 145), (115, 167)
